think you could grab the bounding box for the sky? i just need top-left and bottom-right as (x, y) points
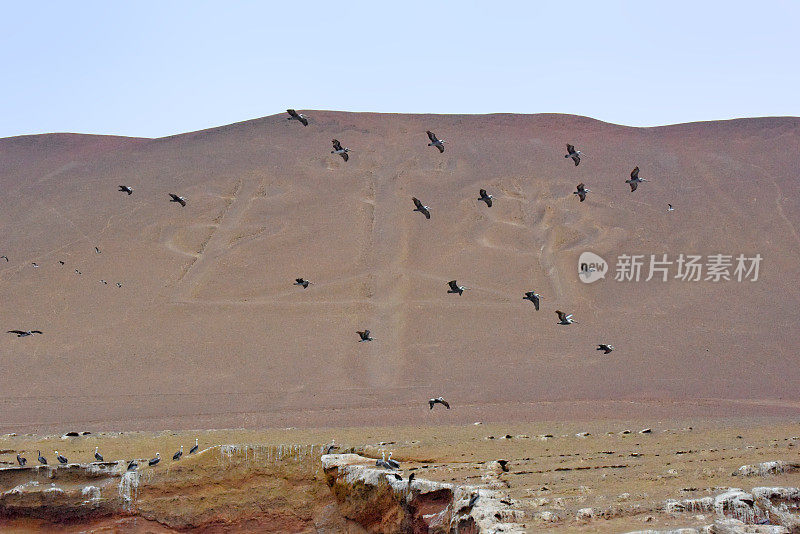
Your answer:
(1, 1), (798, 138)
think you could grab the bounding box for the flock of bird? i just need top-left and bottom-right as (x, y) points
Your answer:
(15, 438), (200, 470)
(2, 108), (673, 431)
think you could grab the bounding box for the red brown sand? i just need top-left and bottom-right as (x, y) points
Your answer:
(0, 112), (798, 433)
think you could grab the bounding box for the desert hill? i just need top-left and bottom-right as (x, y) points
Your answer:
(1, 111), (798, 432)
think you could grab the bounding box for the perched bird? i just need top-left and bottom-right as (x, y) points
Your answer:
(429, 397), (450, 410)
(173, 446), (183, 461)
(357, 330), (373, 342)
(0, 255), (8, 262)
(149, 453), (161, 466)
(573, 183), (590, 202)
(386, 452), (400, 469)
(523, 291), (541, 310)
(127, 460), (138, 471)
(286, 109), (308, 126)
(331, 139), (350, 161)
(37, 451), (47, 465)
(294, 278), (311, 289)
(169, 193), (187, 207)
(667, 203), (675, 212)
(324, 440), (339, 454)
(497, 459), (509, 472)
(468, 492), (480, 508)
(94, 447), (103, 462)
(555, 310), (577, 325)
(478, 189), (493, 207)
(118, 185), (133, 195)
(17, 453), (26, 466)
(625, 167), (648, 192)
(375, 451), (392, 469)
(387, 473), (402, 481)
(189, 439), (199, 454)
(565, 144), (582, 166)
(55, 451), (68, 464)
(597, 344), (614, 354)
(426, 131), (445, 153)
(412, 197), (431, 219)
(447, 280), (470, 295)
(408, 472), (415, 485)
(7, 330), (43, 337)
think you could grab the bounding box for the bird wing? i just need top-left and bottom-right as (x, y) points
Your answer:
(357, 330), (365, 338)
(363, 330), (370, 337)
(578, 191), (586, 202)
(287, 109), (298, 118)
(629, 181), (638, 192)
(436, 144), (444, 153)
(341, 152), (349, 161)
(480, 189), (487, 197)
(422, 207), (430, 219)
(332, 139), (342, 151)
(566, 144), (575, 154)
(555, 311), (566, 322)
(485, 197), (491, 207)
(427, 130), (438, 142)
(7, 330), (25, 335)
(442, 399), (450, 409)
(295, 278), (304, 284)
(573, 154), (580, 166)
(412, 197), (423, 209)
(300, 117), (308, 126)
(448, 280), (459, 291)
(576, 183), (585, 192)
(630, 166), (639, 179)
(31, 330), (43, 334)
(429, 399), (434, 409)
(532, 295), (540, 310)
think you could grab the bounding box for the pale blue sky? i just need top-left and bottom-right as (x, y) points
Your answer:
(1, 1), (797, 138)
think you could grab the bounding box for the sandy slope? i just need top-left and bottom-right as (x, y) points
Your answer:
(0, 112), (798, 432)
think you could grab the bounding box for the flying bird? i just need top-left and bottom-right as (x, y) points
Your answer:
(565, 144), (582, 166)
(7, 330), (43, 337)
(555, 310), (577, 325)
(116, 282), (122, 288)
(1, 255), (8, 262)
(286, 109), (308, 126)
(667, 203), (675, 212)
(55, 451), (68, 464)
(75, 269), (82, 275)
(597, 344), (614, 354)
(31, 263), (38, 268)
(94, 447), (103, 462)
(426, 131), (445, 153)
(573, 183), (590, 202)
(17, 454), (26, 466)
(169, 193), (187, 206)
(118, 185), (133, 195)
(357, 330), (373, 342)
(149, 453), (161, 466)
(523, 291), (540, 310)
(37, 451), (47, 465)
(58, 261), (64, 265)
(447, 280), (470, 295)
(429, 397), (450, 410)
(294, 278), (311, 289)
(626, 167), (648, 192)
(331, 139), (350, 161)
(478, 189), (493, 207)
(95, 247), (101, 254)
(412, 197), (431, 219)
(173, 446), (183, 461)
(100, 280), (107, 285)
(190, 439), (199, 454)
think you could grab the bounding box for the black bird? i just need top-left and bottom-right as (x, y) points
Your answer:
(331, 139), (350, 161)
(426, 131), (445, 153)
(412, 197), (431, 219)
(357, 330), (373, 342)
(408, 472), (415, 485)
(0, 255), (8, 262)
(497, 459), (509, 472)
(173, 446), (183, 461)
(286, 109), (308, 126)
(95, 247), (101, 254)
(597, 344), (614, 354)
(478, 189), (493, 207)
(555, 310), (577, 325)
(37, 450), (47, 465)
(94, 447), (103, 462)
(149, 453), (161, 466)
(523, 291), (540, 310)
(387, 473), (402, 481)
(55, 451), (68, 464)
(447, 280), (470, 295)
(573, 182), (590, 202)
(190, 438), (199, 454)
(429, 397), (450, 410)
(294, 278), (311, 289)
(118, 185), (133, 195)
(625, 166), (648, 192)
(565, 144), (582, 166)
(127, 460), (138, 471)
(169, 193), (187, 207)
(17, 453), (26, 466)
(7, 330), (43, 337)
